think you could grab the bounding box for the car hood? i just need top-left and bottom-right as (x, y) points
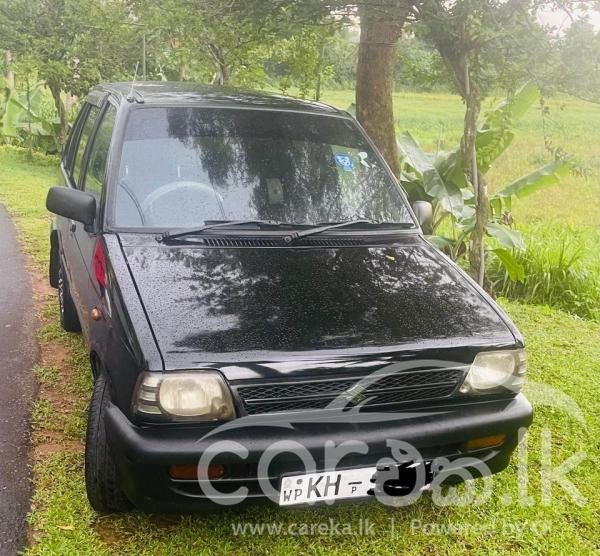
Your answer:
(118, 234), (516, 367)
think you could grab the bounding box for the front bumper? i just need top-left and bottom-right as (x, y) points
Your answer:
(105, 394), (532, 512)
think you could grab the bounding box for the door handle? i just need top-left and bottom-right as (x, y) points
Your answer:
(69, 220), (76, 233)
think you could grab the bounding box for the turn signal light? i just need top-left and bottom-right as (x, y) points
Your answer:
(169, 464), (225, 480)
(466, 433), (506, 451)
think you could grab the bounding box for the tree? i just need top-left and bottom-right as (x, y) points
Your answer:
(129, 0), (265, 85)
(395, 31), (451, 91)
(271, 26), (337, 99)
(415, 0), (568, 285)
(196, 0), (414, 173)
(322, 29), (359, 89)
(555, 19), (600, 103)
(397, 83), (569, 285)
(417, 0), (487, 284)
(0, 0), (139, 148)
(128, 0), (335, 88)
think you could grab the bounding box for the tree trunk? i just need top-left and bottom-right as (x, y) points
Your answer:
(208, 44), (229, 85)
(461, 62), (488, 286)
(356, 6), (408, 177)
(215, 61), (229, 86)
(65, 93), (77, 114)
(47, 80), (68, 151)
(178, 62), (188, 81)
(469, 170), (489, 288)
(424, 15), (489, 287)
(314, 40), (324, 102)
(3, 51), (14, 103)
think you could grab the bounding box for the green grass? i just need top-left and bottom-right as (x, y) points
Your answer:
(0, 146), (57, 268)
(0, 89), (599, 555)
(488, 223), (600, 321)
(33, 364), (61, 386)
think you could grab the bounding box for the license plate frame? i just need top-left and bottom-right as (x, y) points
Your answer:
(278, 467), (377, 506)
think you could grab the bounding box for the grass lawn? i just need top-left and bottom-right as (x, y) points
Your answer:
(0, 89), (598, 555)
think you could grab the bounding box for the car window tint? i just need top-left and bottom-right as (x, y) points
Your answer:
(72, 105), (100, 187)
(83, 106), (116, 195)
(114, 107), (413, 228)
(63, 107), (87, 174)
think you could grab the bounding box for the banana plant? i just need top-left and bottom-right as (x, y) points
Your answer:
(1, 81), (58, 146)
(397, 83), (569, 283)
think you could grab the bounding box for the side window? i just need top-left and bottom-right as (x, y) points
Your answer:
(72, 105), (100, 187)
(83, 106), (116, 195)
(63, 106), (87, 174)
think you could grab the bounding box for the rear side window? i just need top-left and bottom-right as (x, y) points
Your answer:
(63, 106), (87, 174)
(72, 105), (100, 186)
(83, 106), (116, 195)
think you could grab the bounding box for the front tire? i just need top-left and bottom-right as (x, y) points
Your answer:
(58, 264), (81, 333)
(85, 373), (131, 512)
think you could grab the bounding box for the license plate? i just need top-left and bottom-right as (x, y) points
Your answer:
(279, 467), (376, 506)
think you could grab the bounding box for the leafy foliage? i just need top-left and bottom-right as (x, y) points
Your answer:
(395, 30), (451, 92)
(397, 83), (569, 283)
(489, 225), (600, 322)
(545, 19), (600, 103)
(271, 26), (336, 98)
(0, 0), (143, 146)
(129, 0), (334, 89)
(1, 80), (59, 150)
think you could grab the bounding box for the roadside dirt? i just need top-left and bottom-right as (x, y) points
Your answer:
(21, 246), (136, 550)
(24, 256), (87, 550)
(28, 262), (86, 464)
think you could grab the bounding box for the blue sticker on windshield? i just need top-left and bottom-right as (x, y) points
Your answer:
(334, 153), (354, 172)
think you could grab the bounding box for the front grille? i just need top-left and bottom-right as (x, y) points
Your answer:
(235, 368), (465, 415)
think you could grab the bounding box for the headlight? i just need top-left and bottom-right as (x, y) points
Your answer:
(134, 371), (235, 421)
(460, 349), (527, 394)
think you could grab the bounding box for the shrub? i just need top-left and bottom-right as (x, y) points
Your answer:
(488, 225), (600, 321)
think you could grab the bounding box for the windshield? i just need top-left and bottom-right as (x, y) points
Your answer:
(112, 107), (414, 229)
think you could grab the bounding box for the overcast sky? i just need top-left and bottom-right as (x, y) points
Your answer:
(538, 7), (600, 32)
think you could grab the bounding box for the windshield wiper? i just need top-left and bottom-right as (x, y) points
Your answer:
(157, 218), (414, 243)
(283, 219), (413, 243)
(157, 220), (282, 242)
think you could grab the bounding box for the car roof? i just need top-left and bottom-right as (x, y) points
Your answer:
(90, 81), (345, 116)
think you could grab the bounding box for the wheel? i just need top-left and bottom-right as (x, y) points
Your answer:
(57, 264), (81, 333)
(85, 373), (131, 512)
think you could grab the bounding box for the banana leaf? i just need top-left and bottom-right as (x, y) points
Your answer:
(492, 248), (525, 282)
(493, 160), (570, 201)
(1, 89), (22, 138)
(397, 131), (465, 218)
(486, 222), (525, 251)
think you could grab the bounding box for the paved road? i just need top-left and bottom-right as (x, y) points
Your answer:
(0, 205), (37, 555)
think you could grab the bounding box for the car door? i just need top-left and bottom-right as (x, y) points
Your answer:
(57, 102), (100, 333)
(76, 102), (117, 331)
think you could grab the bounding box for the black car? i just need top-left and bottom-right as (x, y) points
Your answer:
(46, 82), (532, 512)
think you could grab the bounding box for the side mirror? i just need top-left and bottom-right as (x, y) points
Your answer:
(412, 201), (433, 228)
(46, 186), (96, 231)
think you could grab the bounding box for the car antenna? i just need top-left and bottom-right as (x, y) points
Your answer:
(126, 62), (144, 104)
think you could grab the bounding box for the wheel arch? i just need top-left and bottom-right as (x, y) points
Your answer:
(49, 222), (59, 288)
